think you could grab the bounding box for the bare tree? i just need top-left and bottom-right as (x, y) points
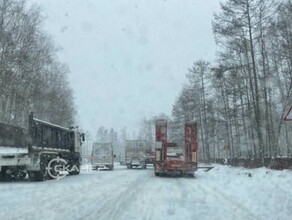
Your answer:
(0, 0), (75, 128)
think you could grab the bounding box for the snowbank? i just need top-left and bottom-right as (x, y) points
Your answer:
(197, 165), (292, 220)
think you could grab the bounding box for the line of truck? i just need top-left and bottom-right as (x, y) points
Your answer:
(0, 114), (199, 181)
(154, 119), (198, 177)
(90, 140), (153, 170)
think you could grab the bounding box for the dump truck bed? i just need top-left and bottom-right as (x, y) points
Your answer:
(0, 123), (28, 149)
(0, 147), (28, 155)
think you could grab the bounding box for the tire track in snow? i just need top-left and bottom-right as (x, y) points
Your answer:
(180, 177), (259, 220)
(1, 168), (136, 220)
(82, 169), (153, 220)
(0, 166), (266, 220)
(59, 169), (147, 220)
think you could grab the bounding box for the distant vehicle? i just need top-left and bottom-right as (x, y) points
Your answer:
(0, 112), (85, 181)
(144, 149), (155, 165)
(125, 140), (149, 169)
(154, 119), (198, 177)
(91, 142), (115, 170)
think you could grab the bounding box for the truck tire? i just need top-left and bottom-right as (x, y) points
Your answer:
(28, 169), (47, 181)
(28, 160), (48, 181)
(0, 168), (10, 181)
(0, 172), (5, 181)
(68, 164), (80, 175)
(108, 165), (114, 170)
(187, 173), (195, 178)
(11, 169), (26, 181)
(183, 171), (194, 178)
(0, 167), (26, 181)
(17, 171), (27, 180)
(47, 161), (60, 179)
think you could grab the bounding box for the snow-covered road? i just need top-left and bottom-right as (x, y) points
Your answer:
(0, 164), (291, 220)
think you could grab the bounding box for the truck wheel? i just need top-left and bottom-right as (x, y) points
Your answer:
(47, 161), (60, 179)
(0, 172), (5, 181)
(184, 172), (194, 178)
(0, 167), (26, 181)
(108, 165), (114, 170)
(28, 171), (37, 181)
(188, 173), (195, 178)
(28, 169), (47, 181)
(68, 164), (80, 175)
(29, 161), (48, 181)
(11, 169), (26, 181)
(19, 173), (26, 180)
(0, 172), (4, 181)
(0, 168), (11, 181)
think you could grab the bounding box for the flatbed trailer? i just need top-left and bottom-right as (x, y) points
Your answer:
(154, 120), (198, 177)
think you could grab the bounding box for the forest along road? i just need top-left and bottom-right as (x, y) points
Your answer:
(0, 164), (261, 220)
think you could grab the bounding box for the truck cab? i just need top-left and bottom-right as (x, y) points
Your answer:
(125, 140), (148, 169)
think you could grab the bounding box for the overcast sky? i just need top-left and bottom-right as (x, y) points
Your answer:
(27, 0), (223, 136)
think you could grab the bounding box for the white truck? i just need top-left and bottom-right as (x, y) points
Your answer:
(91, 142), (115, 170)
(125, 140), (149, 169)
(0, 112), (85, 181)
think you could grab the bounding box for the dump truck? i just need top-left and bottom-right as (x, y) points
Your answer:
(125, 140), (149, 169)
(154, 119), (198, 177)
(0, 112), (85, 181)
(91, 142), (115, 170)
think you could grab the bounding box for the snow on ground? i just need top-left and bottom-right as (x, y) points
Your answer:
(199, 165), (292, 220)
(0, 163), (291, 220)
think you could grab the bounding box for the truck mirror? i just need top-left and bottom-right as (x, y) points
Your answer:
(82, 134), (85, 142)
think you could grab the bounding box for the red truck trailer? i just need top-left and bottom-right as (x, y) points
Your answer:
(154, 119), (198, 177)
